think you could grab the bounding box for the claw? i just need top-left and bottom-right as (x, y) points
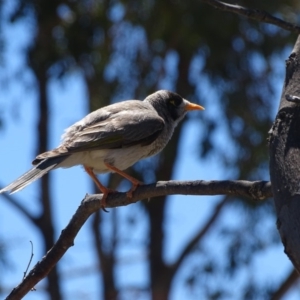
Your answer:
(100, 188), (116, 212)
(126, 182), (142, 198)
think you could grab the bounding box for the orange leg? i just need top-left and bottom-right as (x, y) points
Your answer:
(84, 165), (114, 211)
(104, 162), (143, 198)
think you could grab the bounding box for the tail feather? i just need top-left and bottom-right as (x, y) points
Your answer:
(0, 156), (67, 194)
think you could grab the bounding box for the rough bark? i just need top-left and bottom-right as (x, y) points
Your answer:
(269, 35), (300, 272)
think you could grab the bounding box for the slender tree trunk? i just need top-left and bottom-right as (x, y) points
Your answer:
(149, 53), (195, 299)
(92, 211), (118, 300)
(148, 198), (173, 300)
(34, 69), (62, 300)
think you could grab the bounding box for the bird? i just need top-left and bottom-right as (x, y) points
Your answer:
(0, 90), (204, 209)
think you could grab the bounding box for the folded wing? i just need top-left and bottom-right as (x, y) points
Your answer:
(34, 107), (165, 163)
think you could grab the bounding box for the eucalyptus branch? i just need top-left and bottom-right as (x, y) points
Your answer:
(5, 179), (272, 299)
(200, 0), (300, 33)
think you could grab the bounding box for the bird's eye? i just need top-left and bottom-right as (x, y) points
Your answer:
(169, 97), (182, 107)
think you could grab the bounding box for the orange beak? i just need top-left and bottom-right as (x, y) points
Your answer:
(184, 100), (205, 111)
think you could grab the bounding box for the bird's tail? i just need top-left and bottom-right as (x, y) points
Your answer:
(0, 156), (67, 194)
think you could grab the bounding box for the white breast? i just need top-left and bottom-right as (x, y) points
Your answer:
(58, 145), (153, 174)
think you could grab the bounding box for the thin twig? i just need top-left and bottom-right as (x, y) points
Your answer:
(23, 241), (34, 280)
(200, 0), (300, 33)
(23, 241), (36, 292)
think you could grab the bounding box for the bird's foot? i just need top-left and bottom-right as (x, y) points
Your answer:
(100, 188), (116, 212)
(84, 165), (115, 212)
(126, 181), (143, 199)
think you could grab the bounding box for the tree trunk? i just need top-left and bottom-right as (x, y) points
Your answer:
(35, 68), (62, 300)
(269, 35), (300, 272)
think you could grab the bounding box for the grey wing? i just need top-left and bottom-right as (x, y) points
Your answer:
(62, 109), (165, 152)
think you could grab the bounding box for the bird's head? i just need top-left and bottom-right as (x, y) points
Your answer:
(145, 90), (205, 125)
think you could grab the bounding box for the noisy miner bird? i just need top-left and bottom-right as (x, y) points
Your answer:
(0, 90), (204, 209)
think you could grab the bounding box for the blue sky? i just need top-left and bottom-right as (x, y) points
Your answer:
(0, 1), (299, 299)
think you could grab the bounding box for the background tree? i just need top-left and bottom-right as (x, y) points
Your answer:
(1, 0), (300, 299)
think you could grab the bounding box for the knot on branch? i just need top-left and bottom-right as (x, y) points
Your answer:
(249, 181), (272, 200)
(285, 94), (300, 104)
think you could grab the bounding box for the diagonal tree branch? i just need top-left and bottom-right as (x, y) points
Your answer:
(270, 269), (299, 300)
(200, 0), (300, 33)
(5, 179), (272, 299)
(170, 197), (228, 273)
(0, 188), (38, 225)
